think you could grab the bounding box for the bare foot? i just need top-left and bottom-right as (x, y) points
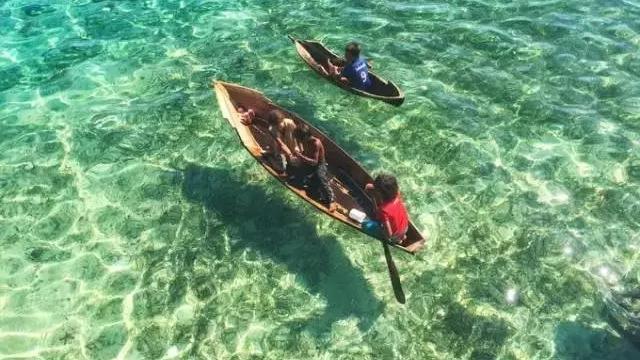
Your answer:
(328, 202), (337, 213)
(335, 206), (348, 216)
(396, 235), (408, 246)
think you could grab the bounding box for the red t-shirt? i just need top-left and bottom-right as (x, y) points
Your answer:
(377, 195), (409, 236)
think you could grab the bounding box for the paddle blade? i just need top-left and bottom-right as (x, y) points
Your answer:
(383, 242), (406, 304)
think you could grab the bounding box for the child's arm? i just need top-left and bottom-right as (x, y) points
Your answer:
(296, 140), (321, 166)
(382, 219), (394, 240)
(325, 59), (342, 76)
(364, 183), (380, 207)
(240, 116), (252, 125)
(276, 138), (293, 157)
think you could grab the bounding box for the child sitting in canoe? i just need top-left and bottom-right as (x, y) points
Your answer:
(246, 109), (298, 175)
(363, 174), (409, 245)
(326, 42), (372, 91)
(289, 124), (336, 212)
(268, 109), (299, 169)
(238, 107), (297, 175)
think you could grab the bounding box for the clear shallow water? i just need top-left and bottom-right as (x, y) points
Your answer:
(1, 0), (640, 358)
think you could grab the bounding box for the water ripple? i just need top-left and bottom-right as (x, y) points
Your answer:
(1, 0), (640, 358)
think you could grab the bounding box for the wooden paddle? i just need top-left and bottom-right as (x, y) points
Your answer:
(383, 238), (406, 304)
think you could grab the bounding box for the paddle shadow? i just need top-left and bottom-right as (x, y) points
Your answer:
(181, 164), (383, 335)
(553, 321), (640, 359)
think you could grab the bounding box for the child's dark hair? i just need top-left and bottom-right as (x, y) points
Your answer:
(345, 42), (361, 57)
(294, 124), (312, 140)
(374, 173), (399, 202)
(267, 109), (284, 125)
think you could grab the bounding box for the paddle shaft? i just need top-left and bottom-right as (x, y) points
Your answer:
(383, 234), (406, 304)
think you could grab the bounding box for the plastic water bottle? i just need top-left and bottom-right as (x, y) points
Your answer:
(348, 208), (367, 223)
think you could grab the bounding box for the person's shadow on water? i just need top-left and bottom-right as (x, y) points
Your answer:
(181, 164), (383, 336)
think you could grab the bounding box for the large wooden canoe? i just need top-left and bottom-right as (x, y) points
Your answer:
(213, 81), (424, 253)
(288, 36), (405, 107)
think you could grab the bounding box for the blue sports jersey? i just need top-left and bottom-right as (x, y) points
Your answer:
(340, 56), (372, 90)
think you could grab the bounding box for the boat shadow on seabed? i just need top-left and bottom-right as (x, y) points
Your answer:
(181, 164), (383, 336)
(553, 320), (640, 359)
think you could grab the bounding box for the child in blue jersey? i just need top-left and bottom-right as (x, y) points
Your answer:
(327, 42), (372, 90)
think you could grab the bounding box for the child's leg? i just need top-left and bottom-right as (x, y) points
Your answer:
(362, 219), (384, 239)
(315, 163), (334, 207)
(287, 163), (310, 188)
(325, 59), (340, 76)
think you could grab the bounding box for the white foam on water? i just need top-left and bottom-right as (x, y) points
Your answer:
(598, 120), (618, 134)
(166, 48), (189, 58)
(563, 244), (574, 257)
(575, 161), (592, 177)
(165, 346), (179, 358)
(0, 50), (18, 63)
(234, 322), (272, 356)
(535, 180), (570, 206)
(506, 288), (519, 305)
(612, 164), (627, 184)
(597, 266), (619, 285)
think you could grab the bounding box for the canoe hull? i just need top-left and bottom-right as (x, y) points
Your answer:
(213, 81), (424, 253)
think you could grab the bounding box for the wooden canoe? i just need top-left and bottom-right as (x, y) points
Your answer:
(213, 81), (425, 254)
(288, 36), (405, 107)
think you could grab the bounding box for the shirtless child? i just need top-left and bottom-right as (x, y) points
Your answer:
(290, 124), (336, 212)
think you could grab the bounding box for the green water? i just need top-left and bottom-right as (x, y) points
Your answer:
(1, 0), (640, 359)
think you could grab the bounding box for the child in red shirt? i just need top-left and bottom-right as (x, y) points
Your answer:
(363, 173), (409, 244)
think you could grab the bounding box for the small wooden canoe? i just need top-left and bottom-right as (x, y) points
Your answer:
(288, 36), (405, 107)
(213, 81), (424, 253)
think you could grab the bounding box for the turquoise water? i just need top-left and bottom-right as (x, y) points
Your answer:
(1, 0), (640, 358)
